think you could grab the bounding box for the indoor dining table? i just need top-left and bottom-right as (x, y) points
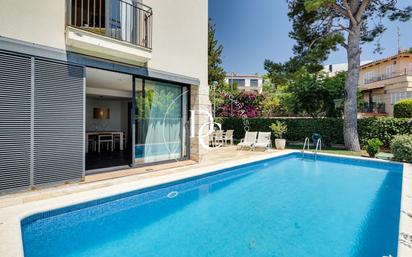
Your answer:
(85, 131), (124, 153)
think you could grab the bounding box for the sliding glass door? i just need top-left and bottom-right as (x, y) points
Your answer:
(134, 78), (189, 165)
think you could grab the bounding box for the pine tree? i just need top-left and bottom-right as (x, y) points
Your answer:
(288, 0), (411, 151)
(208, 18), (226, 86)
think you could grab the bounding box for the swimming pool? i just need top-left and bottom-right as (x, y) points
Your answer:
(21, 153), (403, 257)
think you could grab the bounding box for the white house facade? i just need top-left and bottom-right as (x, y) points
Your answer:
(224, 74), (263, 94)
(0, 0), (209, 193)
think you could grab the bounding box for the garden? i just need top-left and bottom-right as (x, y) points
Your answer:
(211, 80), (412, 162)
(208, 17), (412, 163)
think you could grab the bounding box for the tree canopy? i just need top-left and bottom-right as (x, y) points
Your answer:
(289, 0), (411, 58)
(208, 18), (226, 86)
(286, 0), (412, 151)
(287, 71), (347, 117)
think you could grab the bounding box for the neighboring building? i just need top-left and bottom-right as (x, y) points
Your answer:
(323, 61), (372, 77)
(358, 53), (412, 116)
(225, 74), (263, 94)
(0, 0), (208, 193)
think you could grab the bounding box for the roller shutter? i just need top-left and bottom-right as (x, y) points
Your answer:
(0, 52), (32, 191)
(33, 59), (84, 186)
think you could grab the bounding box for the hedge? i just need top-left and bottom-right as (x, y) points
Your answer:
(215, 117), (412, 148)
(394, 99), (412, 118)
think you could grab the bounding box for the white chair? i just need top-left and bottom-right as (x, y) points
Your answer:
(123, 133), (127, 147)
(253, 132), (272, 151)
(214, 130), (224, 146)
(224, 130), (234, 145)
(237, 131), (257, 150)
(113, 132), (125, 151)
(87, 134), (97, 152)
(209, 131), (215, 147)
(98, 134), (113, 153)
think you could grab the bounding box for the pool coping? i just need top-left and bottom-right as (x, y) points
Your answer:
(0, 150), (411, 257)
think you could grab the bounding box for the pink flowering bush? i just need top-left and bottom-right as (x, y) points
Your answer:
(216, 91), (264, 118)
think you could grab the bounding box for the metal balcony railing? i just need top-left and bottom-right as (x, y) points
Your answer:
(363, 69), (412, 84)
(68, 0), (152, 49)
(362, 102), (386, 114)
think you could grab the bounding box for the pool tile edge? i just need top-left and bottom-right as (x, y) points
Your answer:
(398, 163), (412, 257)
(0, 151), (411, 257)
(0, 151), (296, 257)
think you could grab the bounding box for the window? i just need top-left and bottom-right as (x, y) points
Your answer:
(372, 95), (382, 103)
(250, 79), (259, 87)
(228, 79), (245, 87)
(364, 71), (375, 83)
(386, 65), (394, 78)
(390, 91), (412, 104)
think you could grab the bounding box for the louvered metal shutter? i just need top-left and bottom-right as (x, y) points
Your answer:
(34, 60), (84, 186)
(0, 53), (32, 191)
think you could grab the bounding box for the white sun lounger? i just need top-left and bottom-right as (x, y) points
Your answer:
(237, 131), (257, 150)
(253, 132), (272, 151)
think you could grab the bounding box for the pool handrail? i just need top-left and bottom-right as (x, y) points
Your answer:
(302, 137), (310, 157)
(315, 138), (322, 159)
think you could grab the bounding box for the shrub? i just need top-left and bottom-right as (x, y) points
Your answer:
(358, 117), (412, 148)
(262, 94), (282, 117)
(391, 135), (412, 162)
(364, 138), (383, 158)
(393, 99), (412, 118)
(270, 121), (287, 139)
(217, 91), (264, 118)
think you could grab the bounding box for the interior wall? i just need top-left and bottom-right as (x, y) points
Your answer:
(86, 98), (129, 134)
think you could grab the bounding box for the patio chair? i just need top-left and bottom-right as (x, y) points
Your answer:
(253, 132), (272, 151)
(98, 134), (114, 153)
(209, 131), (215, 147)
(237, 131), (257, 150)
(214, 130), (224, 146)
(224, 130), (234, 145)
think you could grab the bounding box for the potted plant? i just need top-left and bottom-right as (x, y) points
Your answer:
(364, 138), (383, 158)
(270, 121), (287, 150)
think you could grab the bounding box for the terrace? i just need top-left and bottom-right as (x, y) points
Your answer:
(362, 70), (412, 85)
(361, 102), (387, 114)
(0, 146), (276, 208)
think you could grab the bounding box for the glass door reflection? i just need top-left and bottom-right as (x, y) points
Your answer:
(134, 78), (189, 164)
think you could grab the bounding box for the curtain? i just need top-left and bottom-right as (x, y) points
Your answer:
(136, 79), (185, 163)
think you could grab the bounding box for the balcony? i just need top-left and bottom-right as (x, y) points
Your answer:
(363, 70), (412, 85)
(66, 0), (152, 65)
(360, 69), (412, 91)
(361, 102), (386, 114)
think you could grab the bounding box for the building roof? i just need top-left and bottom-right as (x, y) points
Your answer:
(225, 74), (262, 79)
(360, 53), (412, 70)
(323, 61), (372, 74)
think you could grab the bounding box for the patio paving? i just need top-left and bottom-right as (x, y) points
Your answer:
(0, 146), (277, 209)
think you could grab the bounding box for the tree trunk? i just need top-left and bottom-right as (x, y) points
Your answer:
(344, 25), (361, 151)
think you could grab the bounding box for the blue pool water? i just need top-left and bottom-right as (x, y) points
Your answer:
(21, 153), (403, 257)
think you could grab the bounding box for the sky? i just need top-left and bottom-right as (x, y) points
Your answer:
(209, 0), (412, 75)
